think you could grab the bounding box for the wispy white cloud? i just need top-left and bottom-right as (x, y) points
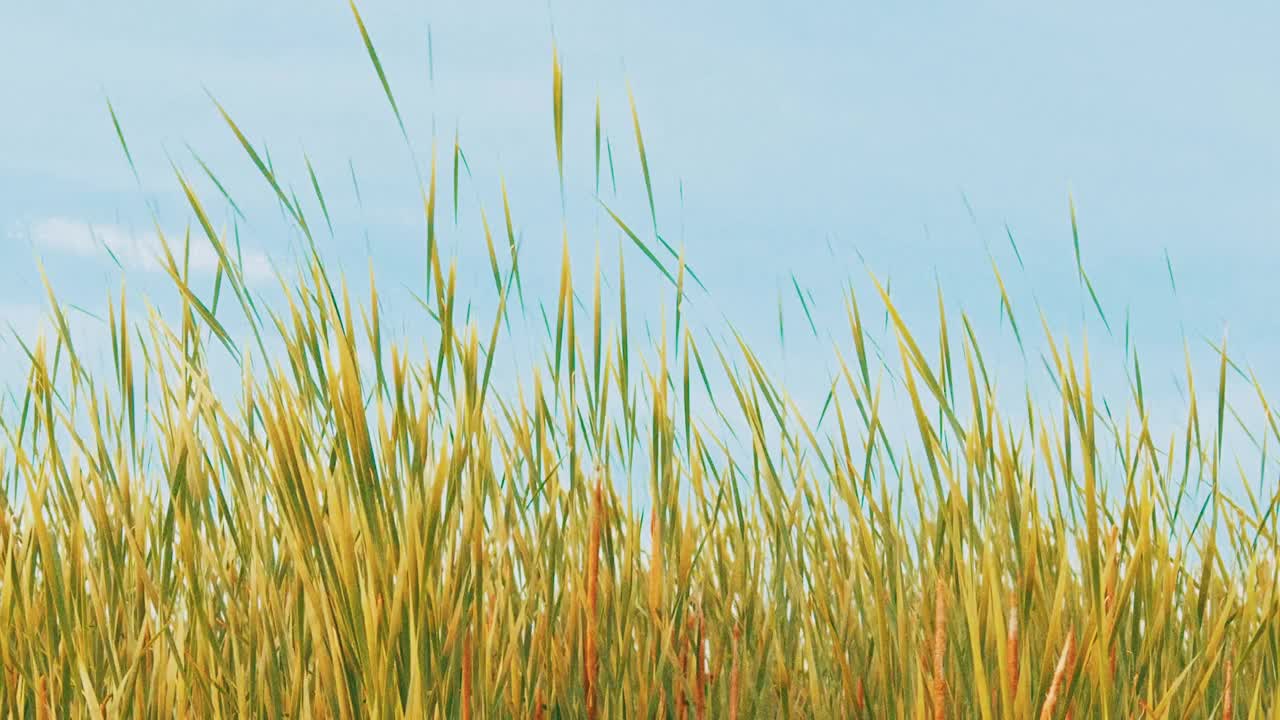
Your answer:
(23, 217), (273, 283)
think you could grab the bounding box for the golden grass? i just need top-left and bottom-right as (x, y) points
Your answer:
(1, 4), (1279, 718)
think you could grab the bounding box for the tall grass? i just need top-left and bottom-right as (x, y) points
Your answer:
(2, 6), (1279, 718)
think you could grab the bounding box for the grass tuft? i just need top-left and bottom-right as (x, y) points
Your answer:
(2, 14), (1278, 719)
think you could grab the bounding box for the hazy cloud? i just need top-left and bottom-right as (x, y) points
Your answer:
(24, 217), (272, 283)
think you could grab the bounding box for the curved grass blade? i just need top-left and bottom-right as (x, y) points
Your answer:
(350, 0), (408, 141)
(599, 201), (676, 287)
(304, 153), (335, 237)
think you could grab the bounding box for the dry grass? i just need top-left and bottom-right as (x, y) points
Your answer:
(1, 4), (1279, 718)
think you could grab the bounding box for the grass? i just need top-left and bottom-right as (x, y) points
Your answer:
(2, 5), (1279, 718)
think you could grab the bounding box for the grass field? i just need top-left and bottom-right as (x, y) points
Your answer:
(2, 4), (1278, 718)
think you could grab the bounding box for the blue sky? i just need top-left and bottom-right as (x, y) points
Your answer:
(2, 1), (1278, 473)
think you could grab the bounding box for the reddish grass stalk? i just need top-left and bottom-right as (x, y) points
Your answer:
(1104, 588), (1117, 679)
(728, 625), (741, 720)
(693, 613), (707, 720)
(1007, 604), (1020, 697)
(1039, 631), (1074, 720)
(932, 578), (948, 720)
(533, 688), (545, 720)
(676, 630), (689, 720)
(36, 675), (50, 720)
(584, 476), (603, 719)
(1222, 658), (1234, 720)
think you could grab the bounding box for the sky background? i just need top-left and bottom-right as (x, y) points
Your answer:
(2, 1), (1278, 490)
